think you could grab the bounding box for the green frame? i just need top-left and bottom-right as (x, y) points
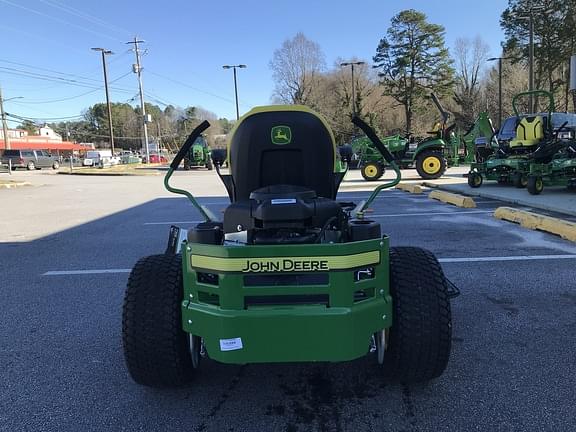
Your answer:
(181, 238), (391, 363)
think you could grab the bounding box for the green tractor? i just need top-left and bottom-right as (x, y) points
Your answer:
(183, 134), (213, 170)
(525, 116), (576, 194)
(122, 105), (456, 387)
(354, 93), (482, 181)
(468, 90), (555, 189)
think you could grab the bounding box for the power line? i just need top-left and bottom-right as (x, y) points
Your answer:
(0, 66), (135, 94)
(14, 72), (133, 104)
(37, 0), (133, 37)
(6, 112), (84, 122)
(0, 0), (124, 43)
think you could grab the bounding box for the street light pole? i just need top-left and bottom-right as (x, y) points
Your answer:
(222, 64), (246, 120)
(340, 61), (366, 116)
(91, 48), (115, 155)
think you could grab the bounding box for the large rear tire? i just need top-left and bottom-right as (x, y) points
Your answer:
(384, 247), (452, 383)
(415, 151), (446, 180)
(122, 254), (197, 387)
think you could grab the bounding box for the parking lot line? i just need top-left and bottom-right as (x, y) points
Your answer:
(42, 254), (576, 276)
(144, 221), (201, 225)
(43, 269), (131, 276)
(371, 210), (494, 217)
(439, 254), (576, 263)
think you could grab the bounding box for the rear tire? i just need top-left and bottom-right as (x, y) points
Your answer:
(527, 176), (544, 195)
(361, 162), (384, 181)
(415, 151), (446, 179)
(52, 161), (60, 170)
(122, 254), (196, 387)
(27, 161), (35, 170)
(384, 247), (452, 383)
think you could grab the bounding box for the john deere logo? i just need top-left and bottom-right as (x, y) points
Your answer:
(271, 126), (291, 145)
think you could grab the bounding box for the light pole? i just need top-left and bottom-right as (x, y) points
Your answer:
(222, 64), (246, 120)
(487, 57), (511, 130)
(91, 48), (115, 155)
(0, 87), (23, 151)
(340, 61), (366, 116)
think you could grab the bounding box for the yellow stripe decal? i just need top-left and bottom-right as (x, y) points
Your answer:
(190, 251), (380, 273)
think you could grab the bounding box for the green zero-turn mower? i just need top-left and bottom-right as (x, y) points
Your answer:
(467, 90), (555, 189)
(183, 134), (213, 170)
(122, 105), (456, 388)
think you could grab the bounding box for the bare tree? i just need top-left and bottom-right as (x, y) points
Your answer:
(453, 36), (490, 126)
(269, 32), (326, 105)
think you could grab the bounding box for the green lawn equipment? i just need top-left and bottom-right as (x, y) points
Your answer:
(468, 90), (555, 189)
(183, 134), (213, 170)
(353, 93), (483, 181)
(525, 122), (576, 194)
(122, 105), (455, 388)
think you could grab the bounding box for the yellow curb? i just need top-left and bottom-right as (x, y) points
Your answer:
(429, 190), (476, 208)
(494, 207), (576, 242)
(395, 183), (423, 194)
(0, 181), (31, 189)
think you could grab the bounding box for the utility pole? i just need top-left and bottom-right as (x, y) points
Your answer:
(127, 37), (150, 163)
(0, 86), (10, 151)
(517, 5), (545, 111)
(91, 48), (115, 154)
(340, 61), (366, 116)
(487, 57), (511, 130)
(222, 64), (246, 120)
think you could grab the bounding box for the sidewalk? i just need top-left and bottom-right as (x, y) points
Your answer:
(422, 174), (576, 218)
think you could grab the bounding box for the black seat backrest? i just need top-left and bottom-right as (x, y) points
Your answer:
(228, 106), (337, 201)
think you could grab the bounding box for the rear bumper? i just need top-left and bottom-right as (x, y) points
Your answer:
(181, 238), (391, 363)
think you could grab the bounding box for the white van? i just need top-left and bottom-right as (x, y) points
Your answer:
(84, 150), (112, 167)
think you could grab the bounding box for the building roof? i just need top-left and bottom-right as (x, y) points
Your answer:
(0, 140), (87, 151)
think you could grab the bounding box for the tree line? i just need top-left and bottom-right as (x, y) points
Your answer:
(269, 2), (576, 144)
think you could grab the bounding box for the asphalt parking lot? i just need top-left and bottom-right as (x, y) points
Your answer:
(1, 169), (576, 432)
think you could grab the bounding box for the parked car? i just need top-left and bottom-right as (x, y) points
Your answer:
(0, 149), (60, 170)
(84, 150), (112, 168)
(148, 153), (169, 163)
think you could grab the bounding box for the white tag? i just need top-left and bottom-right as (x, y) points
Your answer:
(271, 198), (296, 205)
(219, 337), (243, 351)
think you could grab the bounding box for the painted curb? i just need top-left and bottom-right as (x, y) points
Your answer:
(429, 190), (476, 208)
(396, 183), (423, 194)
(494, 207), (576, 242)
(425, 183), (576, 218)
(0, 181), (31, 189)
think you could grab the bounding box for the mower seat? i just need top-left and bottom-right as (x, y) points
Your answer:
(510, 115), (544, 148)
(218, 106), (345, 243)
(220, 105), (341, 202)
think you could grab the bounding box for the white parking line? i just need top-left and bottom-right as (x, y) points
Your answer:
(144, 221), (201, 225)
(43, 269), (131, 276)
(439, 255), (576, 263)
(371, 210), (494, 217)
(42, 254), (576, 276)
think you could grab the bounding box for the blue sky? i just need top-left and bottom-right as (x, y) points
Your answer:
(1, 0), (508, 126)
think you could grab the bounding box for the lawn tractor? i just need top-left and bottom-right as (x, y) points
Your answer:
(525, 123), (576, 194)
(467, 90), (555, 189)
(183, 134), (213, 170)
(122, 105), (455, 388)
(353, 93), (482, 181)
